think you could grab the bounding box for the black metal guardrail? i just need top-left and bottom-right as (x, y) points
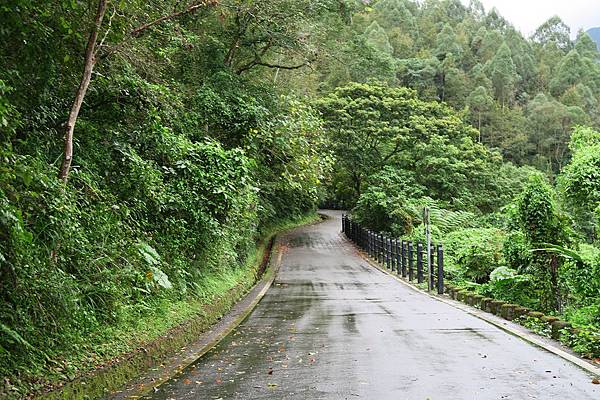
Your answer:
(342, 214), (444, 294)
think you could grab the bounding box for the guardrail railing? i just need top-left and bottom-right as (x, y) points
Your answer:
(342, 214), (444, 294)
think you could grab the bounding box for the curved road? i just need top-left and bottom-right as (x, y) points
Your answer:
(147, 210), (598, 399)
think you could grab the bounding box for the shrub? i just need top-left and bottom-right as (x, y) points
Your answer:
(560, 244), (600, 304)
(503, 230), (533, 273)
(444, 228), (506, 283)
(481, 267), (537, 308)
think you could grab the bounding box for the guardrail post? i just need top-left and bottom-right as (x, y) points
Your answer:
(417, 242), (423, 283)
(385, 237), (390, 269)
(361, 226), (365, 249)
(429, 243), (435, 290)
(391, 239), (396, 272)
(395, 240), (401, 274)
(371, 231), (375, 259)
(373, 233), (377, 261)
(389, 238), (393, 270)
(382, 235), (386, 265)
(381, 235), (384, 264)
(379, 234), (383, 264)
(437, 244), (444, 294)
(382, 235), (386, 266)
(346, 218), (350, 238)
(408, 241), (414, 281)
(401, 240), (406, 277)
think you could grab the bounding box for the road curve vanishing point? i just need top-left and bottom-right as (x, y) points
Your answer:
(146, 210), (598, 400)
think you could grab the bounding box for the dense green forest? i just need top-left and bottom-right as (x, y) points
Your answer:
(1, 0), (599, 397)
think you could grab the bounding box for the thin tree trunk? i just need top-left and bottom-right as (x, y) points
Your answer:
(59, 0), (108, 182)
(478, 112), (482, 143)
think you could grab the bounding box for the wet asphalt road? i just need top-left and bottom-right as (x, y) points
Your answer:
(147, 210), (598, 399)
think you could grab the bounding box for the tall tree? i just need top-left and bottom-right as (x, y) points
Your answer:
(526, 93), (588, 171)
(59, 0), (108, 182)
(560, 83), (599, 120)
(435, 23), (462, 61)
(549, 49), (590, 97)
(486, 42), (518, 108)
(575, 31), (600, 60)
(478, 29), (502, 61)
(531, 16), (572, 50)
(365, 21), (394, 55)
(467, 85), (494, 139)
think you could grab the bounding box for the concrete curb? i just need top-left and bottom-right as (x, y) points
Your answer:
(346, 236), (600, 378)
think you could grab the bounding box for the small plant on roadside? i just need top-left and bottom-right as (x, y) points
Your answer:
(559, 327), (600, 359)
(514, 316), (552, 338)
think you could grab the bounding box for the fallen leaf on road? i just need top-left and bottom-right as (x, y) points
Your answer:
(268, 383), (278, 388)
(268, 368), (273, 375)
(183, 379), (191, 385)
(592, 378), (600, 385)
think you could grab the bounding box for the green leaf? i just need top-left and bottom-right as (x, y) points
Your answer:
(150, 266), (172, 289)
(137, 241), (161, 265)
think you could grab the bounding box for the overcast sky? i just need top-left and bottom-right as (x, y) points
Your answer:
(460, 0), (600, 38)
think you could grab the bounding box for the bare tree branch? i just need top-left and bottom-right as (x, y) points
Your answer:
(237, 57), (313, 75)
(97, 3), (117, 51)
(130, 0), (218, 38)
